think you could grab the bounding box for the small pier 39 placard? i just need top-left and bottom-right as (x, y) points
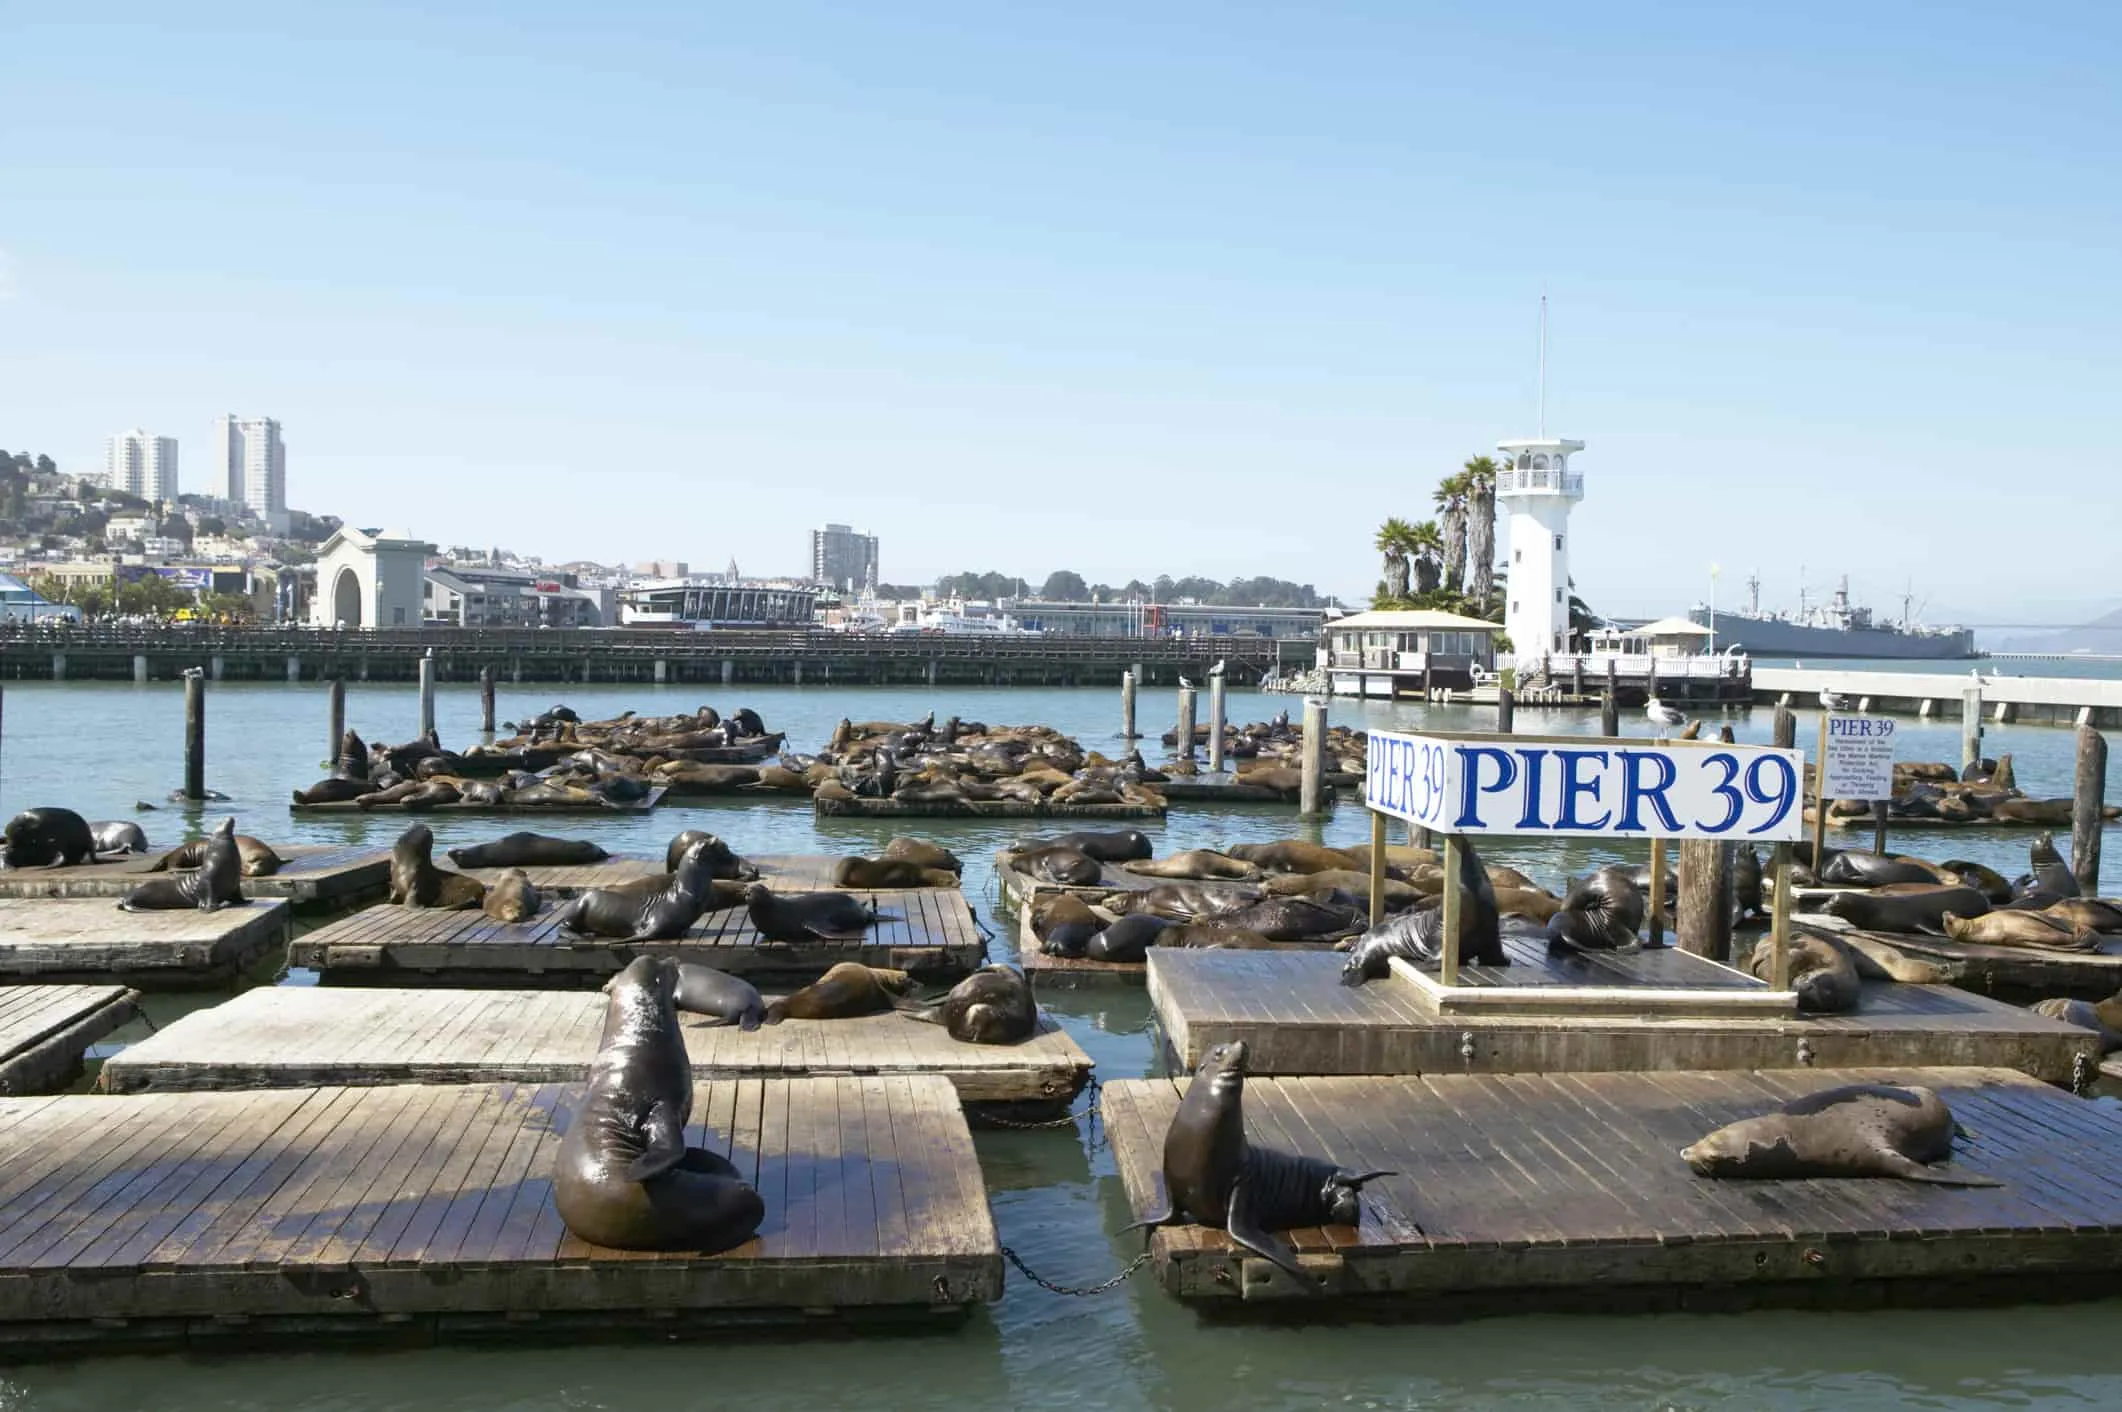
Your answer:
(1365, 731), (1807, 841)
(1819, 714), (1898, 802)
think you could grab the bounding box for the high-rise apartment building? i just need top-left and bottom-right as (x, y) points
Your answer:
(808, 523), (878, 593)
(105, 430), (179, 503)
(211, 415), (287, 525)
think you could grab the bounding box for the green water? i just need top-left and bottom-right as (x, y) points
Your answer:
(1, 681), (2118, 1410)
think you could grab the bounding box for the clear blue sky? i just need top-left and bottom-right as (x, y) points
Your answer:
(2, 1), (2116, 622)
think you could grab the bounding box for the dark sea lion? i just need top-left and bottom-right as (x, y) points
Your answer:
(118, 815), (247, 911)
(355, 780), (430, 810)
(1031, 892), (1104, 957)
(1961, 757), (1998, 783)
(1123, 850), (1262, 882)
(1014, 830), (1153, 863)
(832, 856), (960, 889)
(1117, 882), (1265, 921)
(764, 962), (914, 1022)
(446, 832), (610, 869)
(1121, 1040), (1391, 1285)
(674, 963), (766, 1031)
(897, 964), (1037, 1044)
(880, 837), (963, 875)
(744, 884), (891, 943)
(1214, 896), (1363, 942)
(2028, 833), (2082, 899)
(1748, 933), (1861, 1013)
(387, 823), (487, 910)
(1992, 798), (2082, 826)
(2, 808), (99, 868)
(554, 956), (765, 1252)
(1158, 925), (1278, 949)
(1941, 910), (2098, 951)
(393, 781), (462, 812)
(659, 829), (757, 880)
(1265, 869), (1422, 911)
(1086, 913), (1170, 962)
(557, 838), (715, 941)
(1821, 885), (1989, 935)
(1545, 869), (1646, 953)
(1937, 859), (2014, 904)
(2031, 993), (2122, 1053)
(1340, 838), (1505, 984)
(1733, 845), (1764, 918)
(1010, 845), (1103, 886)
(481, 868), (542, 923)
(1223, 841), (1363, 875)
(1682, 1083), (1999, 1186)
(1817, 852), (1944, 889)
(89, 821), (150, 855)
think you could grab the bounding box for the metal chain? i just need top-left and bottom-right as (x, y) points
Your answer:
(1001, 1243), (1152, 1296)
(2073, 1051), (2095, 1097)
(968, 1076), (1103, 1131)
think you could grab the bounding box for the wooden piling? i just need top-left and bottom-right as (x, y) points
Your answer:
(1962, 686), (1983, 768)
(1177, 686), (1197, 763)
(1675, 839), (1734, 963)
(417, 650), (436, 739)
(1439, 834), (1462, 986)
(326, 677), (345, 766)
(1368, 810), (1387, 927)
(1600, 689), (1618, 738)
(1299, 698), (1327, 817)
(1811, 713), (1830, 879)
(1773, 703), (1795, 750)
(182, 669), (205, 801)
(1769, 842), (1794, 991)
(479, 665), (496, 734)
(1496, 685), (1515, 734)
(1208, 672), (1226, 772)
(1121, 670), (1137, 739)
(1646, 838), (1667, 947)
(2074, 724), (2108, 896)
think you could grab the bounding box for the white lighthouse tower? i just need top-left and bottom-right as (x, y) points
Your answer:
(1496, 297), (1583, 670)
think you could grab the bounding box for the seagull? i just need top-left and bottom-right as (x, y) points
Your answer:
(1210, 658), (1226, 677)
(1179, 675), (1195, 690)
(1819, 688), (1851, 711)
(1645, 697), (1688, 729)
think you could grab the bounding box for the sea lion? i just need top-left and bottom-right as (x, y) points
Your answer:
(386, 823), (488, 910)
(1941, 910), (2099, 951)
(291, 777), (370, 805)
(1032, 892), (1105, 957)
(1121, 1040), (1391, 1285)
(1545, 870), (1647, 953)
(1937, 860), (2014, 904)
(1991, 798), (2081, 826)
(1086, 913), (1170, 962)
(1157, 925), (1278, 949)
(2041, 898), (2122, 934)
(1493, 885), (1564, 924)
(1010, 845), (1104, 887)
(481, 868), (542, 923)
(897, 965), (1037, 1044)
(764, 962), (915, 1022)
(2031, 993), (2122, 1053)
(1340, 838), (1506, 984)
(1223, 841), (1362, 875)
(674, 963), (766, 1031)
(354, 780), (430, 810)
(659, 830), (757, 880)
(553, 956), (765, 1253)
(1114, 882), (1264, 921)
(1214, 896), (1363, 942)
(1821, 885), (1990, 935)
(1, 808), (98, 869)
(1748, 933), (1861, 1013)
(832, 856), (960, 889)
(880, 837), (963, 876)
(117, 816), (246, 911)
(744, 884), (891, 943)
(2028, 833), (2082, 899)
(1733, 846), (1764, 918)
(89, 821), (150, 855)
(446, 833), (610, 869)
(1014, 830), (1153, 863)
(1122, 850), (1262, 882)
(145, 834), (285, 878)
(1681, 1083), (1999, 1186)
(1264, 869), (1422, 911)
(1817, 852), (1943, 889)
(1338, 844), (1439, 875)
(557, 839), (716, 942)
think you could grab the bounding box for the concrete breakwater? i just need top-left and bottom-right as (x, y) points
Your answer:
(1753, 666), (2122, 728)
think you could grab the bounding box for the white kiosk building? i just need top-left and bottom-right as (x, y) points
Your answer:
(1496, 434), (1584, 668)
(311, 526), (436, 629)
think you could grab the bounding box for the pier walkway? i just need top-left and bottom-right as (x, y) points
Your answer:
(1753, 666), (2122, 728)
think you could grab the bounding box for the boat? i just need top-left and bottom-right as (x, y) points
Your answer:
(886, 605), (1041, 636)
(1687, 575), (1976, 661)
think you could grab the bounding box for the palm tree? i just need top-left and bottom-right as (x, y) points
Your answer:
(1373, 517), (1418, 602)
(1461, 455), (1501, 605)
(1409, 520), (1445, 595)
(1433, 474), (1469, 594)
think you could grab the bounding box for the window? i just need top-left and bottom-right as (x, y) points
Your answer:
(392, 607), (406, 625)
(1511, 600), (1520, 614)
(1514, 548), (1522, 564)
(1555, 534), (1564, 551)
(1555, 589), (1563, 604)
(1554, 632), (1564, 650)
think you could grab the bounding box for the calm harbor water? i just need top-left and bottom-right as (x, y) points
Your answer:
(1, 679), (2119, 1410)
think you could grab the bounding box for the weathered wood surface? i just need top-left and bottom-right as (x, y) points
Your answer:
(290, 788), (665, 816)
(994, 852), (1165, 907)
(288, 890), (985, 985)
(1156, 775), (1335, 805)
(1148, 948), (2099, 1083)
(1105, 1065), (2122, 1310)
(0, 900), (291, 989)
(449, 853), (914, 897)
(101, 987), (1091, 1107)
(0, 1076), (998, 1354)
(1829, 924), (2122, 1004)
(815, 797), (1163, 820)
(1022, 947), (1146, 990)
(1387, 932), (1795, 1018)
(0, 985), (139, 1095)
(0, 846), (390, 907)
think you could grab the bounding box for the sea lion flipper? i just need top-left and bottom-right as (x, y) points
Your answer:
(1224, 1180), (1314, 1285)
(624, 1100), (687, 1182)
(1871, 1150), (2004, 1187)
(894, 1001), (946, 1025)
(676, 1145), (742, 1180)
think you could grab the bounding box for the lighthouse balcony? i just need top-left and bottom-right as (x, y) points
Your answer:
(1496, 468), (1584, 497)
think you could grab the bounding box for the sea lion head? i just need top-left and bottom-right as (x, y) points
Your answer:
(743, 882), (772, 907)
(398, 822), (435, 861)
(210, 815), (236, 842)
(1681, 1118), (1804, 1178)
(871, 967), (916, 997)
(1195, 1040), (1249, 1098)
(2031, 832), (2060, 866)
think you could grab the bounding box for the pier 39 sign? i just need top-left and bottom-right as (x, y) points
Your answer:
(1365, 731), (1806, 842)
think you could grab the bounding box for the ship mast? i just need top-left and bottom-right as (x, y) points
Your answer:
(1747, 572), (1760, 616)
(1537, 292), (1548, 439)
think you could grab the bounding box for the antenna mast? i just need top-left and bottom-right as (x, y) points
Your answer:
(1537, 293), (1548, 438)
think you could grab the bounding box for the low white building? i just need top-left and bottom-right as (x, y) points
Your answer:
(1321, 609), (1499, 698)
(311, 526), (436, 629)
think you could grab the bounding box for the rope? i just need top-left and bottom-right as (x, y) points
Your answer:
(1001, 1243), (1153, 1296)
(2073, 1051), (2096, 1097)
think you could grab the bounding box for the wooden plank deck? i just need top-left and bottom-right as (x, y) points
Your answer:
(0, 1076), (997, 1355)
(448, 853), (901, 897)
(0, 985), (139, 1095)
(1147, 948), (2100, 1084)
(290, 787), (666, 817)
(0, 900), (292, 989)
(1022, 948), (1147, 990)
(287, 890), (986, 986)
(0, 846), (391, 909)
(1155, 774), (1335, 805)
(100, 987), (1092, 1109)
(1824, 923), (2122, 1004)
(815, 797), (1164, 820)
(1104, 1065), (2122, 1311)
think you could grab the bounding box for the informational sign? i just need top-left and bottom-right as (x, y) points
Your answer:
(1820, 714), (1897, 801)
(1364, 730), (1806, 841)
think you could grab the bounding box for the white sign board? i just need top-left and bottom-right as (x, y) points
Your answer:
(1364, 731), (1806, 841)
(1820, 714), (1898, 801)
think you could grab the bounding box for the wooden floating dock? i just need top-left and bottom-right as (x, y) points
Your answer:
(1022, 948), (1146, 989)
(0, 900), (292, 989)
(1154, 774), (1334, 806)
(0, 985), (139, 1095)
(1384, 934), (1795, 1018)
(0, 1076), (998, 1355)
(288, 890), (985, 986)
(0, 846), (391, 910)
(1104, 1065), (2122, 1311)
(447, 853), (919, 898)
(1147, 948), (2100, 1084)
(290, 788), (666, 817)
(100, 986), (1092, 1110)
(815, 796), (1164, 820)
(1823, 923), (2122, 1004)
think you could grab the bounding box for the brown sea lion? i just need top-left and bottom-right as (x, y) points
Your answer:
(1010, 845), (1104, 887)
(118, 816), (245, 911)
(481, 867), (542, 922)
(1682, 1083), (1998, 1186)
(1157, 925), (1279, 949)
(1213, 895), (1364, 942)
(1011, 830), (1154, 863)
(1031, 892), (1105, 957)
(1223, 841), (1363, 875)
(1493, 886), (1564, 924)
(832, 856), (960, 889)
(387, 823), (487, 910)
(880, 837), (964, 875)
(2031, 993), (2122, 1053)
(896, 965), (1037, 1045)
(1942, 910), (2098, 951)
(1937, 859), (2014, 904)
(2040, 898), (2122, 934)
(147, 834), (285, 878)
(1122, 850), (1262, 882)
(1991, 798), (2081, 826)
(1264, 869), (1422, 911)
(1114, 882), (1265, 921)
(1749, 933), (1861, 1013)
(1338, 844), (1439, 874)
(764, 962), (915, 1022)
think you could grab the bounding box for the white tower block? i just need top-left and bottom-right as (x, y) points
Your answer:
(1496, 436), (1584, 668)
